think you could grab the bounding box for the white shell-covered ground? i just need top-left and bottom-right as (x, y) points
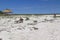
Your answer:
(0, 15), (60, 40)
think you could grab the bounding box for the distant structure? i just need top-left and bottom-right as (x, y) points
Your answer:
(54, 14), (56, 18)
(3, 9), (12, 14)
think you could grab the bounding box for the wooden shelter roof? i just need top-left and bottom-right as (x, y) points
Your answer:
(3, 9), (12, 13)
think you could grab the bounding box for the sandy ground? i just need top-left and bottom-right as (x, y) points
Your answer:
(0, 15), (60, 40)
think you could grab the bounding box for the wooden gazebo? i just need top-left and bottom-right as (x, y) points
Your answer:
(3, 9), (12, 14)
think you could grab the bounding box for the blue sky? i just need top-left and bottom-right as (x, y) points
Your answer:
(0, 0), (60, 14)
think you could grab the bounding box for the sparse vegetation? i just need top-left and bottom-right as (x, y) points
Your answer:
(0, 11), (4, 16)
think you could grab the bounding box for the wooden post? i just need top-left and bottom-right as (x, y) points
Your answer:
(54, 14), (56, 18)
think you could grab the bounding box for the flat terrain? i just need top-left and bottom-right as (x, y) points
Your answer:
(0, 15), (60, 40)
